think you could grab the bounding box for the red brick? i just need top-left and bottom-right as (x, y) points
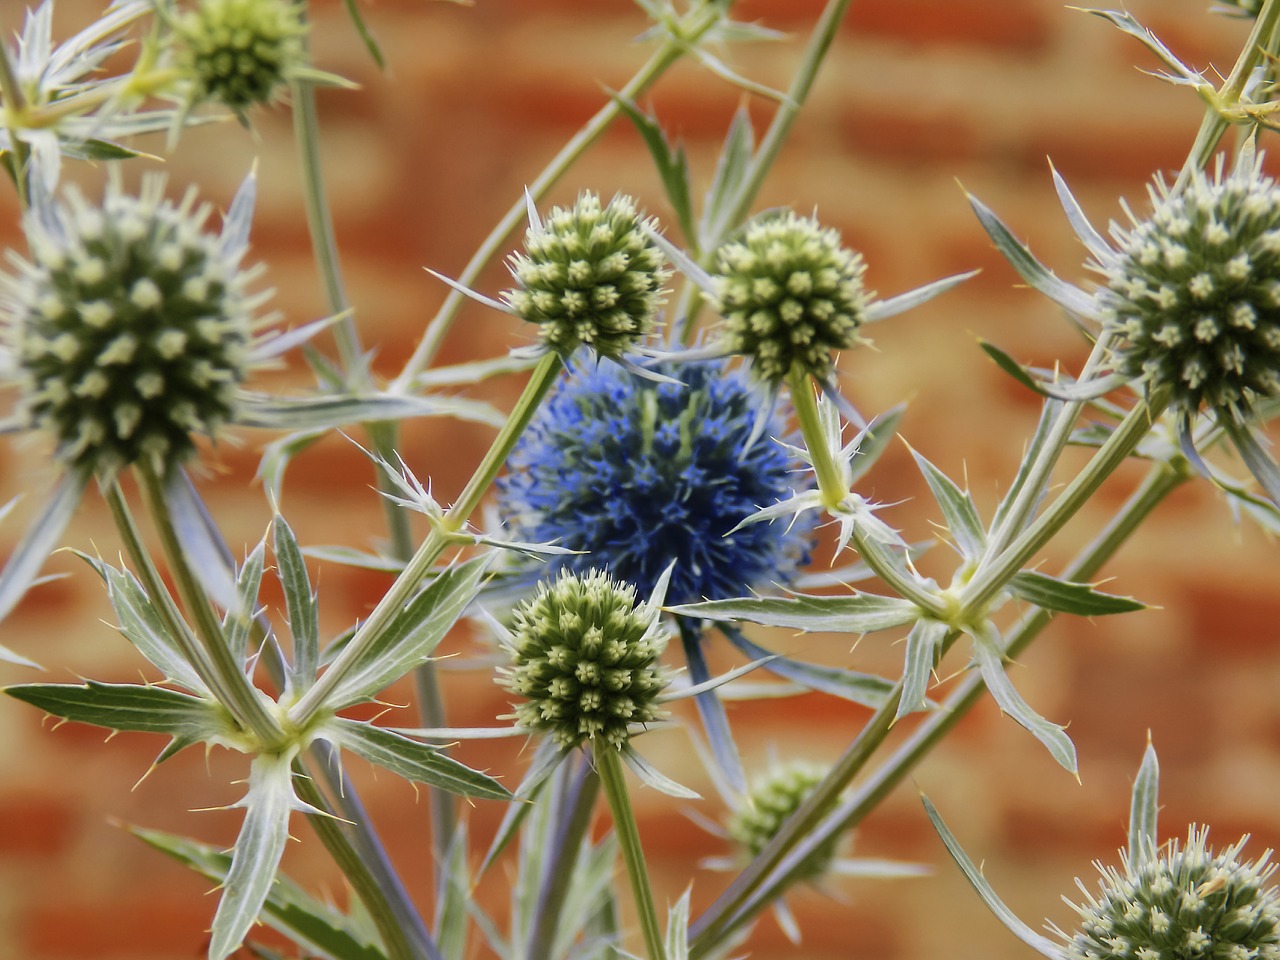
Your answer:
(847, 0), (1053, 52)
(23, 893), (212, 957)
(0, 792), (75, 857)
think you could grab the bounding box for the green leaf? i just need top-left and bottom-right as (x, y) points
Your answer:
(134, 827), (388, 960)
(897, 619), (950, 720)
(665, 889), (692, 960)
(325, 718), (511, 801)
(980, 340), (1052, 396)
(967, 191), (1096, 318)
(907, 445), (986, 558)
(701, 107), (755, 246)
(236, 392), (505, 432)
(323, 555), (489, 709)
(210, 754), (300, 960)
(5, 681), (229, 741)
(611, 92), (698, 247)
(990, 396), (1067, 534)
(1077, 9), (1203, 82)
(98, 562), (210, 695)
(435, 826), (470, 960)
(341, 0), (385, 68)
(274, 514), (319, 690)
(1128, 738), (1160, 868)
(668, 592), (921, 635)
(481, 739), (563, 873)
(225, 539), (267, 667)
(1223, 417), (1280, 507)
(552, 834), (619, 960)
(921, 795), (1064, 959)
(1007, 571), (1144, 616)
(848, 404), (905, 485)
(970, 622), (1077, 775)
(718, 623), (895, 707)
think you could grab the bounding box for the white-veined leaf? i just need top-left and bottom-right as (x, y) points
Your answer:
(668, 592), (920, 635)
(274, 514), (319, 689)
(1128, 738), (1160, 868)
(907, 445), (986, 558)
(1007, 571), (1144, 616)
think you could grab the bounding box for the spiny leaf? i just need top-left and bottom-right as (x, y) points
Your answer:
(1007, 571), (1145, 616)
(6, 681), (229, 742)
(668, 592), (921, 635)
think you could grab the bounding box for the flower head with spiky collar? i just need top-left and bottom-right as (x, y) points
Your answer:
(177, 0), (308, 112)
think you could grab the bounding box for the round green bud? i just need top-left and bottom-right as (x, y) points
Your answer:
(500, 569), (669, 750)
(1063, 826), (1280, 960)
(5, 179), (258, 474)
(178, 0), (306, 111)
(1100, 160), (1280, 424)
(728, 763), (839, 881)
(712, 211), (869, 385)
(504, 193), (671, 360)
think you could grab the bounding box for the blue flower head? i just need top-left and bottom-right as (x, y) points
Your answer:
(499, 359), (814, 605)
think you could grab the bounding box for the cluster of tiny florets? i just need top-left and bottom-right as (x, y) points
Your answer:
(3, 179), (259, 473)
(1099, 160), (1280, 424)
(1062, 826), (1280, 960)
(729, 764), (839, 881)
(503, 193), (671, 360)
(178, 0), (306, 111)
(712, 211), (869, 385)
(498, 359), (813, 605)
(500, 570), (669, 750)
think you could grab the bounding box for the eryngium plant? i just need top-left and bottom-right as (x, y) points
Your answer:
(177, 0), (307, 111)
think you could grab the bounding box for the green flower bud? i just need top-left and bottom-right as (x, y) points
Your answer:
(503, 193), (671, 360)
(712, 211), (869, 385)
(178, 0), (306, 111)
(1099, 158), (1280, 424)
(729, 763), (839, 881)
(500, 569), (669, 749)
(5, 177), (261, 474)
(1062, 826), (1280, 960)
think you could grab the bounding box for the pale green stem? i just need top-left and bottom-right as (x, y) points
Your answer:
(292, 763), (438, 960)
(958, 389), (1169, 614)
(289, 352), (564, 728)
(594, 744), (666, 960)
(690, 460), (1188, 952)
(134, 463), (284, 747)
(981, 331), (1114, 559)
(0, 27), (31, 210)
(1178, 0), (1280, 185)
(390, 4), (727, 392)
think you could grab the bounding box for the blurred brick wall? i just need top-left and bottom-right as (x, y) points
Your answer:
(0, 1), (1278, 958)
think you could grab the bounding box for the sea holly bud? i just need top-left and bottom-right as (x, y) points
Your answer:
(503, 193), (671, 360)
(500, 569), (669, 750)
(177, 0), (307, 112)
(1063, 826), (1280, 960)
(1098, 157), (1280, 425)
(712, 211), (870, 386)
(3, 175), (265, 474)
(729, 763), (839, 881)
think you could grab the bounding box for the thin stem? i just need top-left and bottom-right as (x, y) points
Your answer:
(293, 763), (441, 960)
(135, 463), (283, 747)
(527, 757), (603, 960)
(289, 352), (564, 728)
(391, 4), (726, 391)
(0, 25), (31, 210)
(595, 744), (666, 960)
(787, 368), (846, 511)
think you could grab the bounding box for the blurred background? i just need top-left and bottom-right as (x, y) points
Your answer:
(0, 0), (1277, 957)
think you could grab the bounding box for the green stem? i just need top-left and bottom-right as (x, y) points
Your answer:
(390, 4), (726, 392)
(594, 744), (666, 960)
(289, 352), (564, 728)
(786, 368), (846, 511)
(0, 26), (31, 210)
(688, 460), (1186, 954)
(134, 464), (284, 748)
(291, 0), (364, 377)
(959, 390), (1168, 615)
(527, 758), (602, 960)
(293, 763), (437, 960)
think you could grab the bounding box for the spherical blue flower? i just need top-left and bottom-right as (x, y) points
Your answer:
(499, 359), (814, 605)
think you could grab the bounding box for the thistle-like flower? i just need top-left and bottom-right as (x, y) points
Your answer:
(499, 568), (670, 750)
(176, 0), (308, 112)
(503, 192), (671, 361)
(729, 763), (839, 881)
(711, 211), (869, 386)
(1061, 826), (1280, 960)
(1097, 157), (1280, 427)
(498, 358), (812, 605)
(4, 174), (273, 475)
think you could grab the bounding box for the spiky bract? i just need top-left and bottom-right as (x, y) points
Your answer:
(3, 176), (263, 473)
(1062, 826), (1280, 960)
(498, 359), (813, 605)
(501, 569), (669, 750)
(504, 193), (670, 359)
(1098, 159), (1280, 424)
(713, 211), (869, 385)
